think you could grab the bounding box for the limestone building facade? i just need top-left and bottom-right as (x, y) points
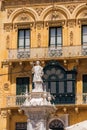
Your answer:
(0, 0), (87, 130)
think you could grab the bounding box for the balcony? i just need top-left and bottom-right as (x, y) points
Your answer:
(6, 93), (87, 107)
(7, 45), (87, 61)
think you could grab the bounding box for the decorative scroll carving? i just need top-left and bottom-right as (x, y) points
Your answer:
(66, 5), (77, 14)
(4, 23), (13, 32)
(70, 31), (73, 46)
(7, 8), (15, 18)
(51, 10), (60, 20)
(17, 13), (30, 21)
(35, 7), (44, 16)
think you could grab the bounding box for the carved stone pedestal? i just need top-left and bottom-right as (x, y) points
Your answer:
(21, 92), (55, 130)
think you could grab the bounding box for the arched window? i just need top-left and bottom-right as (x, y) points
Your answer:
(43, 61), (77, 104)
(49, 119), (64, 130)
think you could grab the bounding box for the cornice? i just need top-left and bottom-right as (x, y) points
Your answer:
(1, 0), (87, 9)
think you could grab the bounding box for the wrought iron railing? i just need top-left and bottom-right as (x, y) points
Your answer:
(8, 45), (87, 60)
(6, 93), (87, 107)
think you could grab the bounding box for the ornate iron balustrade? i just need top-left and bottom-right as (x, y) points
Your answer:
(8, 45), (87, 60)
(6, 93), (87, 107)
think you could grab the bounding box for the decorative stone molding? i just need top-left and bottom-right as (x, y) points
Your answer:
(17, 12), (30, 21)
(65, 4), (77, 14)
(7, 8), (15, 18)
(35, 22), (44, 30)
(45, 20), (65, 27)
(4, 23), (13, 32)
(70, 31), (73, 46)
(67, 19), (76, 28)
(3, 82), (9, 91)
(78, 18), (87, 27)
(37, 33), (41, 47)
(6, 35), (10, 49)
(13, 22), (34, 31)
(35, 7), (44, 16)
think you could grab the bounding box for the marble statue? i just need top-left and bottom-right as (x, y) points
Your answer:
(32, 61), (44, 92)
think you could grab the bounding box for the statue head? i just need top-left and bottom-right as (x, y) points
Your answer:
(36, 61), (40, 65)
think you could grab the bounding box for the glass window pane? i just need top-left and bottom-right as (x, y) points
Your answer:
(50, 82), (56, 94)
(59, 82), (64, 93)
(19, 30), (24, 38)
(57, 37), (62, 45)
(83, 75), (87, 93)
(25, 39), (30, 46)
(83, 35), (87, 43)
(67, 81), (73, 93)
(50, 28), (55, 36)
(25, 30), (30, 38)
(83, 26), (87, 34)
(19, 39), (24, 48)
(57, 28), (62, 35)
(50, 37), (56, 45)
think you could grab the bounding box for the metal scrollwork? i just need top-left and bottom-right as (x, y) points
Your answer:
(17, 51), (30, 59)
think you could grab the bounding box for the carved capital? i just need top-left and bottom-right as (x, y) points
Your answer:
(67, 19), (76, 28)
(35, 22), (44, 30)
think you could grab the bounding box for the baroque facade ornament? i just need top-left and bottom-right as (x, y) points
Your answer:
(17, 13), (30, 21)
(70, 31), (73, 46)
(13, 22), (34, 31)
(45, 20), (65, 27)
(7, 8), (15, 18)
(1, 110), (8, 118)
(65, 5), (77, 14)
(35, 7), (44, 16)
(37, 33), (41, 47)
(4, 23), (13, 32)
(67, 20), (76, 28)
(6, 35), (10, 49)
(36, 22), (44, 30)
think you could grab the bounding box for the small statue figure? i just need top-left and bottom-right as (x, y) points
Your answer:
(32, 61), (44, 92)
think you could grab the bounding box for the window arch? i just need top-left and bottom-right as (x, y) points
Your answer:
(49, 119), (64, 130)
(43, 60), (77, 104)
